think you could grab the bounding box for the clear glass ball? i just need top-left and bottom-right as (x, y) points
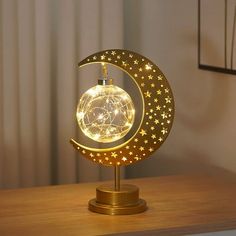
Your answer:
(77, 84), (135, 143)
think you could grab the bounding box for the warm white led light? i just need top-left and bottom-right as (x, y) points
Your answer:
(77, 84), (135, 143)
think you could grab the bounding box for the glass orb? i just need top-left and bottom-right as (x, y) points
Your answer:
(77, 84), (135, 143)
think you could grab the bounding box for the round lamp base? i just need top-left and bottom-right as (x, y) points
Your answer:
(88, 184), (147, 215)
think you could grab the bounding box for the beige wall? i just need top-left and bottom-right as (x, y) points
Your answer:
(124, 0), (236, 178)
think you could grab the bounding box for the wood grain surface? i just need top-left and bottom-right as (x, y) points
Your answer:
(0, 174), (236, 236)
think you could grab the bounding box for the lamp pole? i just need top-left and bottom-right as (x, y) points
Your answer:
(114, 165), (120, 191)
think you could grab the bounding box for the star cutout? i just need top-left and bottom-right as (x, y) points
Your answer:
(111, 152), (118, 158)
(101, 55), (106, 60)
(151, 134), (156, 139)
(144, 91), (151, 98)
(122, 157), (127, 161)
(111, 51), (116, 55)
(149, 147), (154, 152)
(148, 75), (153, 80)
(158, 75), (163, 80)
(139, 129), (147, 136)
(122, 61), (128, 67)
(165, 96), (172, 103)
(139, 146), (145, 151)
(145, 63), (153, 70)
(156, 105), (161, 110)
(161, 128), (168, 134)
(154, 119), (159, 124)
(157, 90), (162, 95)
(134, 60), (139, 64)
(161, 112), (168, 119)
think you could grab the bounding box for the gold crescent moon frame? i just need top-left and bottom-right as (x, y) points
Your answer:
(70, 49), (175, 167)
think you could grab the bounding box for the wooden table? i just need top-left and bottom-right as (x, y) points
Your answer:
(0, 174), (236, 236)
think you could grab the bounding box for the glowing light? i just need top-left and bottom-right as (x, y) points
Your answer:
(77, 112), (84, 119)
(77, 84), (135, 143)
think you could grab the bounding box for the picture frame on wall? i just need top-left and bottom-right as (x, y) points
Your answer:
(198, 0), (236, 75)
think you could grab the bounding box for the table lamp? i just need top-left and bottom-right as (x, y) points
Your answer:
(70, 49), (175, 215)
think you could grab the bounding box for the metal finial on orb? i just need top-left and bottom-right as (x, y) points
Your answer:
(70, 49), (175, 215)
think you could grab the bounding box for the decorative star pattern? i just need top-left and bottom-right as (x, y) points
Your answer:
(72, 49), (175, 167)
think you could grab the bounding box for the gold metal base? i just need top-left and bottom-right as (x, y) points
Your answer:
(88, 184), (147, 215)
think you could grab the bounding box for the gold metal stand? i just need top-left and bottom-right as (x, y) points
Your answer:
(88, 166), (147, 215)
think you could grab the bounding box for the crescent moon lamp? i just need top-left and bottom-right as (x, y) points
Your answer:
(70, 49), (175, 215)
